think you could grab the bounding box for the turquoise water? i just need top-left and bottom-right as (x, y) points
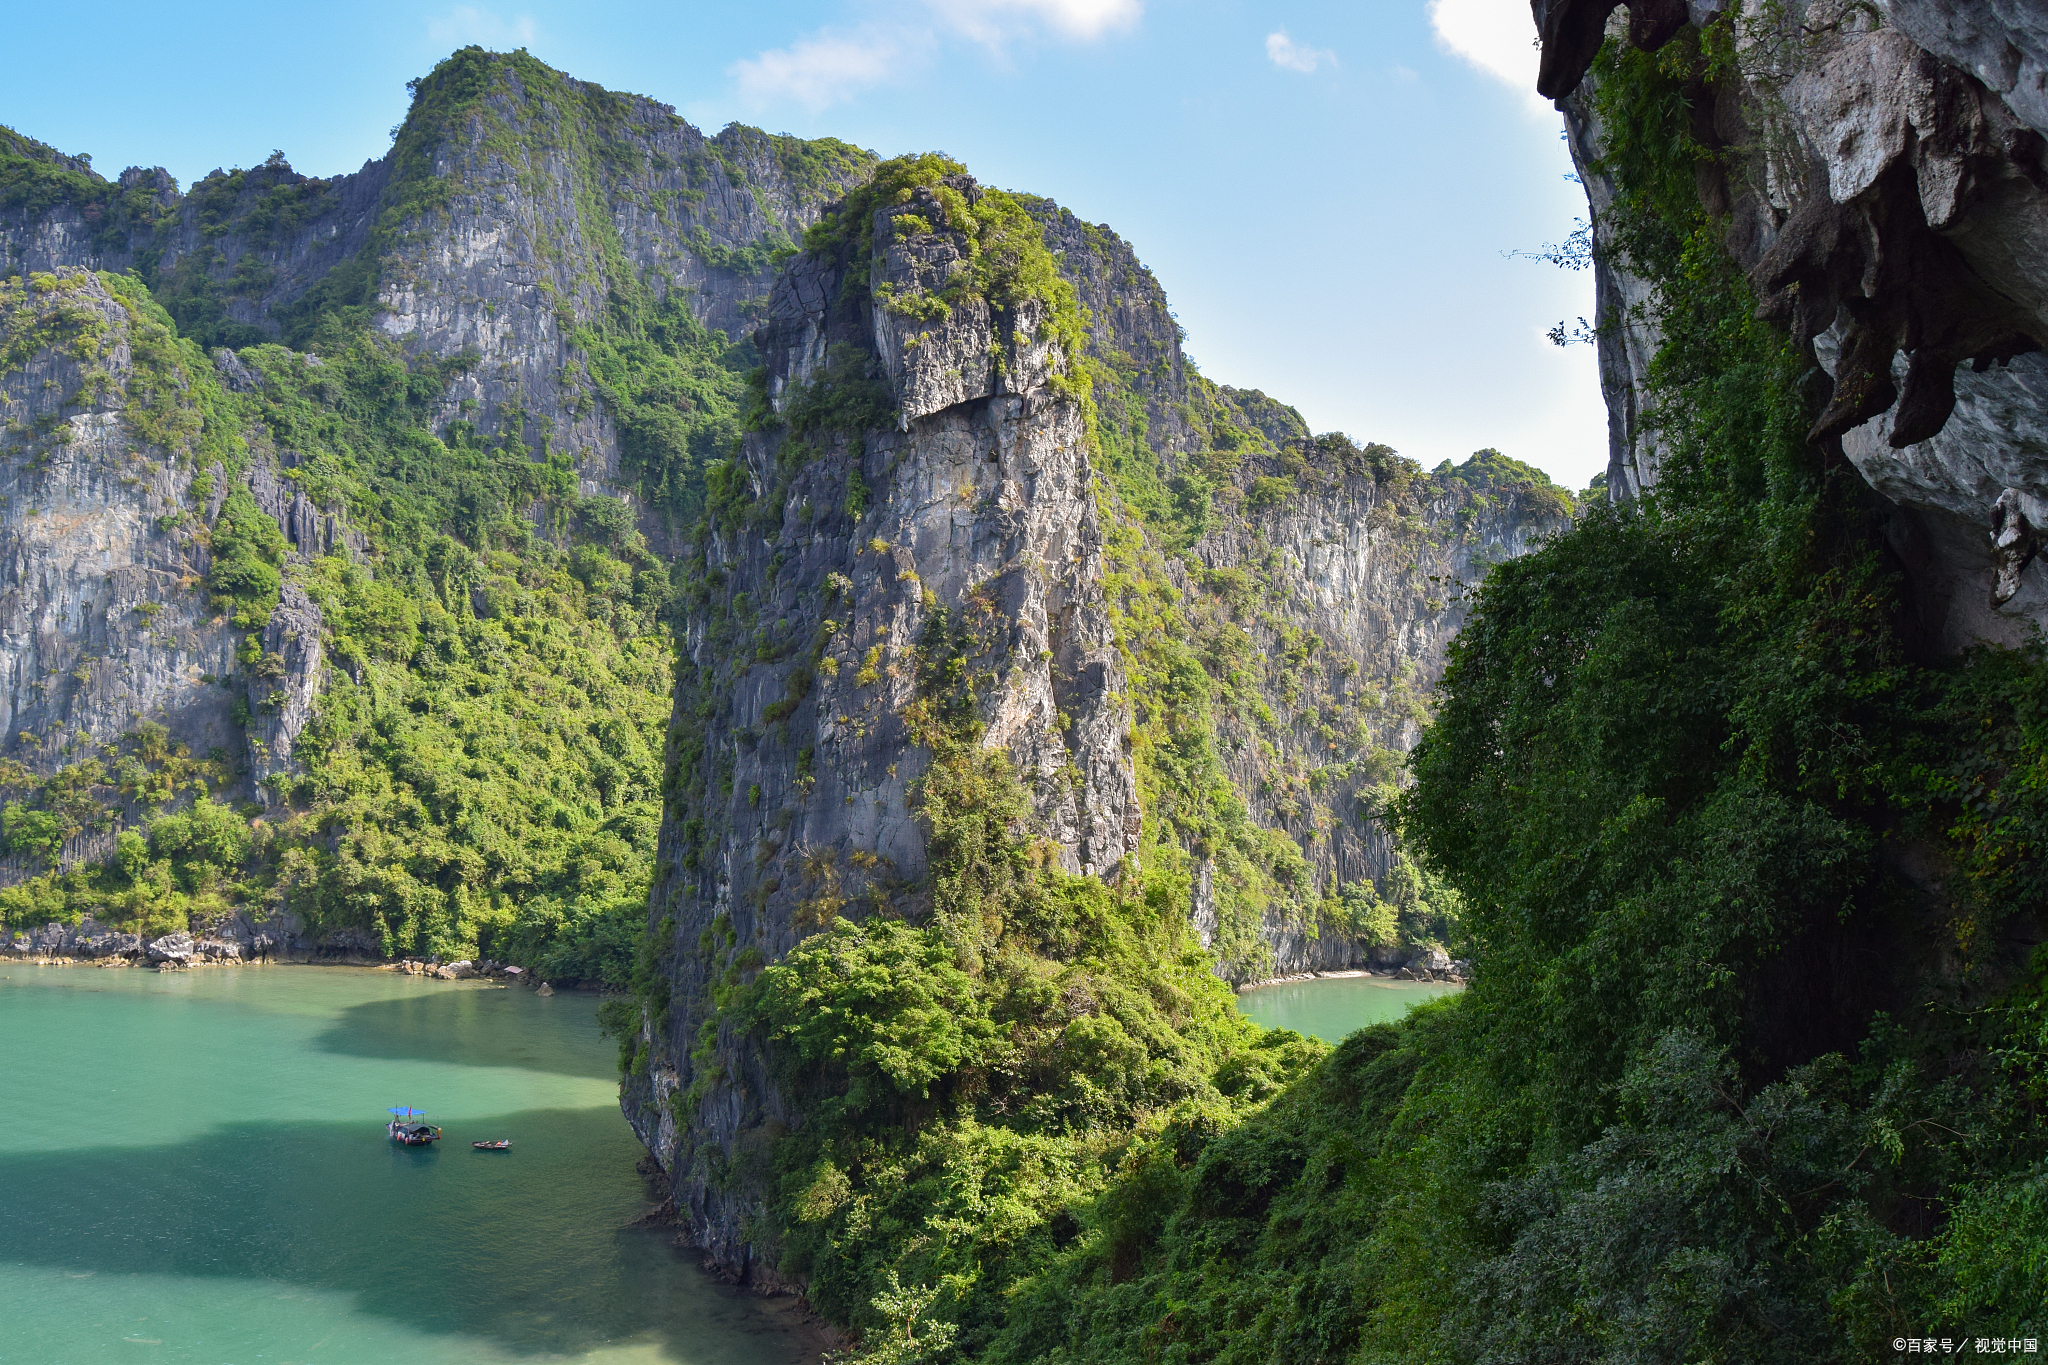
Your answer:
(1235, 974), (1459, 1042)
(0, 965), (820, 1365)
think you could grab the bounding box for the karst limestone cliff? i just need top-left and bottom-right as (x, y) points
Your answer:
(0, 50), (869, 838)
(620, 163), (1574, 1271)
(1551, 0), (2048, 648)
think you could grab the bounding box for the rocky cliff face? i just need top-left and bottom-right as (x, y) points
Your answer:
(1030, 199), (1575, 978)
(1190, 452), (1570, 972)
(625, 172), (1142, 1269)
(3, 52), (870, 519)
(625, 169), (1575, 1271)
(1554, 0), (2048, 649)
(0, 272), (240, 796)
(0, 50), (870, 826)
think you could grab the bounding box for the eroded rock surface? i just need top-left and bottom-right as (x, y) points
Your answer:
(0, 53), (871, 844)
(623, 173), (1577, 1269)
(0, 274), (240, 779)
(626, 195), (1142, 1263)
(1557, 0), (2048, 642)
(2, 65), (870, 519)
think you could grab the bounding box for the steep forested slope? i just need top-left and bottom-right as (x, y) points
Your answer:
(614, 147), (1573, 1361)
(0, 49), (872, 975)
(955, 13), (2048, 1363)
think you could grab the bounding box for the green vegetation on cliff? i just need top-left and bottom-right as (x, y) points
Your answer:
(805, 152), (1089, 386)
(0, 46), (879, 978)
(643, 27), (2046, 1365)
(967, 28), (2048, 1363)
(731, 600), (1325, 1358)
(0, 272), (673, 980)
(648, 148), (1575, 1364)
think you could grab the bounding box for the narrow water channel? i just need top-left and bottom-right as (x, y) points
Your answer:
(0, 965), (822, 1365)
(1235, 973), (1460, 1042)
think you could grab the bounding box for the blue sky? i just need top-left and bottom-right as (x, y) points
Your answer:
(2, 0), (1606, 488)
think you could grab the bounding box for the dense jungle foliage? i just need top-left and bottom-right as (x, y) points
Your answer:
(626, 144), (1571, 1362)
(687, 23), (2046, 1365)
(0, 269), (675, 982)
(972, 28), (2043, 1364)
(730, 602), (1328, 1360)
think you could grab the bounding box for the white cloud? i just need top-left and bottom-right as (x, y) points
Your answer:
(731, 0), (1141, 111)
(935, 0), (1143, 42)
(731, 27), (919, 112)
(426, 5), (537, 49)
(1427, 0), (1550, 114)
(1265, 30), (1335, 74)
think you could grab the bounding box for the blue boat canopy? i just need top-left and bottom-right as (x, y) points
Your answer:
(387, 1107), (425, 1117)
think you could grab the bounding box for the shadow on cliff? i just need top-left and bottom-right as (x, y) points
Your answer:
(0, 1107), (809, 1363)
(310, 984), (611, 1080)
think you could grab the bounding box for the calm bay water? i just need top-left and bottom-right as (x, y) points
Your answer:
(0, 965), (820, 1365)
(1235, 974), (1459, 1042)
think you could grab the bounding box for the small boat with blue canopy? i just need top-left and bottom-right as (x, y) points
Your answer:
(387, 1107), (441, 1145)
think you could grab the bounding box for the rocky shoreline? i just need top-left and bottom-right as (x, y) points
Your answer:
(0, 913), (564, 990)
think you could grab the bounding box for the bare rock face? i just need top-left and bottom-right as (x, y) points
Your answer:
(0, 50), (872, 845)
(1555, 0), (2048, 643)
(624, 173), (1577, 1264)
(0, 273), (240, 776)
(1030, 198), (1577, 981)
(145, 930), (194, 963)
(0, 270), (356, 838)
(1192, 460), (1571, 974)
(244, 580), (323, 805)
(869, 180), (1059, 423)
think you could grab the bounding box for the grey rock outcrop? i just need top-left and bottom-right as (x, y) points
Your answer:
(0, 269), (367, 837)
(0, 272), (241, 775)
(145, 931), (194, 963)
(79, 929), (142, 958)
(244, 580), (323, 805)
(3, 54), (874, 521)
(626, 174), (1573, 1269)
(316, 927), (380, 957)
(189, 908), (301, 957)
(2, 917), (140, 958)
(6, 921), (73, 956)
(1555, 0), (2048, 644)
(0, 52), (873, 839)
(1191, 454), (1570, 974)
(1031, 198), (1574, 980)
(869, 186), (1060, 423)
(0, 906), (302, 959)
(628, 183), (1140, 1270)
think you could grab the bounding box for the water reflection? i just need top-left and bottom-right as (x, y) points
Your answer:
(312, 981), (609, 1079)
